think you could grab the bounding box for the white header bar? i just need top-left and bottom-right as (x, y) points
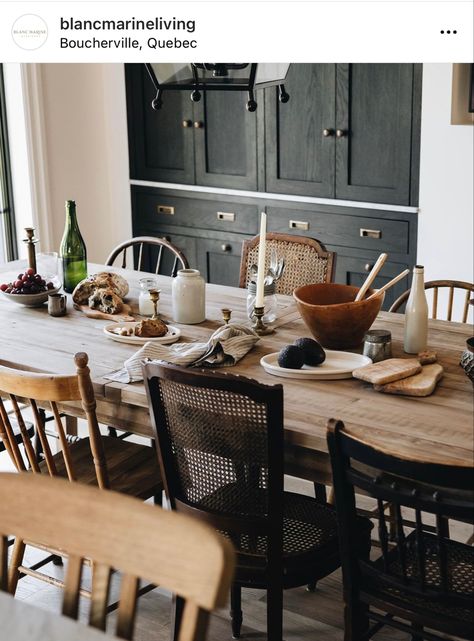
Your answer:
(0, 1), (472, 62)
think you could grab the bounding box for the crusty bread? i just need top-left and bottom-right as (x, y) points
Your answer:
(88, 289), (124, 315)
(135, 318), (168, 338)
(72, 272), (129, 305)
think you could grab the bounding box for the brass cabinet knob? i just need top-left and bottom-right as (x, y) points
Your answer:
(323, 128), (334, 137)
(221, 244), (232, 252)
(364, 263), (373, 272)
(182, 119), (192, 128)
(193, 121), (204, 129)
(336, 129), (347, 138)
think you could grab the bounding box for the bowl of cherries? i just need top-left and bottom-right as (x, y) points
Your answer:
(0, 268), (60, 307)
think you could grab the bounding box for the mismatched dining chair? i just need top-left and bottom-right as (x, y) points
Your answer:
(106, 236), (189, 277)
(0, 352), (162, 595)
(389, 279), (474, 322)
(143, 362), (371, 641)
(0, 473), (235, 641)
(327, 419), (474, 641)
(239, 232), (336, 294)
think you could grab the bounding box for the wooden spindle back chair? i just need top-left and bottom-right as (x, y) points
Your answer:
(239, 232), (336, 294)
(0, 473), (235, 641)
(0, 353), (108, 487)
(327, 419), (474, 641)
(106, 236), (189, 277)
(389, 279), (474, 322)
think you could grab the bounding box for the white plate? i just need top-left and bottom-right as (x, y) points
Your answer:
(260, 350), (372, 380)
(1, 285), (61, 307)
(103, 322), (181, 345)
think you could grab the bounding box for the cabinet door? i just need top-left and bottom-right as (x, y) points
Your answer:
(335, 64), (414, 205)
(126, 64), (195, 184)
(196, 237), (245, 287)
(334, 252), (410, 311)
(265, 64), (336, 197)
(193, 92), (257, 190)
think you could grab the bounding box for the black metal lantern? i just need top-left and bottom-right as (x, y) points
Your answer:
(145, 63), (290, 112)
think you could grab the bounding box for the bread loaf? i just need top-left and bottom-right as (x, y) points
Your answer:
(135, 318), (168, 338)
(72, 272), (129, 314)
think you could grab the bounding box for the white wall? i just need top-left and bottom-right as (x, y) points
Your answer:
(418, 64), (474, 316)
(39, 63), (131, 262)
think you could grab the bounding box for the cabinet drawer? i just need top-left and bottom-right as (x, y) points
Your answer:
(135, 192), (258, 235)
(266, 207), (409, 254)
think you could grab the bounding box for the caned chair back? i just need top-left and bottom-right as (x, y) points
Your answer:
(239, 232), (335, 295)
(327, 419), (474, 639)
(106, 236), (189, 277)
(143, 363), (284, 557)
(0, 473), (235, 641)
(389, 279), (474, 323)
(0, 353), (109, 488)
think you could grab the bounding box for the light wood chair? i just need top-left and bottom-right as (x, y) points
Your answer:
(106, 236), (189, 277)
(389, 279), (474, 322)
(0, 352), (162, 595)
(239, 232), (336, 294)
(0, 473), (235, 641)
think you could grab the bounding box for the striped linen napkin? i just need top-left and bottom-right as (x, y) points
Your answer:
(105, 323), (260, 383)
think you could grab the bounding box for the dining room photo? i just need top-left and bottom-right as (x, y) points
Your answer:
(0, 56), (473, 641)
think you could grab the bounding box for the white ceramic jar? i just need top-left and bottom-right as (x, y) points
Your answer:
(172, 269), (206, 324)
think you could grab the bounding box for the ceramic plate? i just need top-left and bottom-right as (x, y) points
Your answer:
(103, 322), (181, 346)
(260, 350), (372, 380)
(0, 285), (61, 307)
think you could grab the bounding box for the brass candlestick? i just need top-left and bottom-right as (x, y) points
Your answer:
(23, 227), (38, 273)
(221, 308), (232, 325)
(149, 289), (161, 320)
(251, 305), (275, 335)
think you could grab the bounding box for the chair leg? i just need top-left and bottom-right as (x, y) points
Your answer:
(52, 555), (63, 566)
(343, 602), (369, 641)
(170, 594), (185, 641)
(108, 427), (118, 438)
(266, 583), (283, 641)
(230, 584), (243, 639)
(8, 538), (26, 594)
(313, 482), (327, 503)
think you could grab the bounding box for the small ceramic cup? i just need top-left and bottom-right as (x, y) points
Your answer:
(48, 293), (67, 317)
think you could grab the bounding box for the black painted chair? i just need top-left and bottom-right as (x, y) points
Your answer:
(327, 418), (474, 641)
(143, 363), (370, 641)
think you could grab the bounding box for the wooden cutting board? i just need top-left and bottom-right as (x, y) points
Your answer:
(374, 363), (444, 397)
(352, 358), (422, 385)
(74, 303), (135, 322)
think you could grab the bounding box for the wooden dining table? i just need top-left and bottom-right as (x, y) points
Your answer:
(0, 261), (472, 485)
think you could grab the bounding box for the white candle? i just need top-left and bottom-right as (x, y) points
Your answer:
(255, 212), (267, 308)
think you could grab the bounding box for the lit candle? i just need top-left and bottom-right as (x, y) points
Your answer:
(255, 212), (267, 308)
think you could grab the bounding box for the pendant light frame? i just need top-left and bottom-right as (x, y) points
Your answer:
(145, 63), (289, 112)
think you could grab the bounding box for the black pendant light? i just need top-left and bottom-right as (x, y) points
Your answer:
(145, 63), (290, 112)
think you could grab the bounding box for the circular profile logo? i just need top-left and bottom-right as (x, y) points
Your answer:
(12, 14), (48, 50)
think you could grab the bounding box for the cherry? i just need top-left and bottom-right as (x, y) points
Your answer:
(26, 268), (35, 276)
(0, 284), (7, 291)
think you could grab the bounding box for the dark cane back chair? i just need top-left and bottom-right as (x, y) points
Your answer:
(327, 419), (474, 641)
(0, 353), (162, 596)
(239, 232), (336, 294)
(106, 236), (189, 277)
(389, 279), (474, 323)
(143, 363), (364, 641)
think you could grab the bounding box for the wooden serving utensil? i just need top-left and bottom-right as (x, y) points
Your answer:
(365, 268), (410, 301)
(355, 253), (388, 301)
(74, 303), (135, 322)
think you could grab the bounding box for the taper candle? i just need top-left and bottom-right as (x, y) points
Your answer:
(255, 212), (267, 308)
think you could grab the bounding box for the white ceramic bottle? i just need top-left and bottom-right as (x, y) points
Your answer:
(172, 269), (206, 324)
(404, 265), (428, 354)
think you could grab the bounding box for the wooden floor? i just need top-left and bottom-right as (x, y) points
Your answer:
(2, 448), (471, 641)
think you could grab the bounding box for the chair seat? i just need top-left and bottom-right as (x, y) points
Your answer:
(364, 530), (474, 630)
(39, 436), (162, 500)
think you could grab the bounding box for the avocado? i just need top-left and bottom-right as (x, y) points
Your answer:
(277, 345), (305, 369)
(294, 337), (326, 366)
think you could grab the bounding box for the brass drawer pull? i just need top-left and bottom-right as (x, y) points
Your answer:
(221, 244), (232, 252)
(289, 220), (309, 231)
(157, 205), (175, 215)
(360, 228), (381, 239)
(217, 211), (235, 222)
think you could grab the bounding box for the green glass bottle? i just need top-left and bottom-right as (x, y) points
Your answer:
(59, 200), (87, 293)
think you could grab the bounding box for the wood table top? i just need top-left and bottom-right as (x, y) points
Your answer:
(1, 262), (472, 472)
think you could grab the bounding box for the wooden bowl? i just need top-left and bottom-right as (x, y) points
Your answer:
(293, 283), (385, 349)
